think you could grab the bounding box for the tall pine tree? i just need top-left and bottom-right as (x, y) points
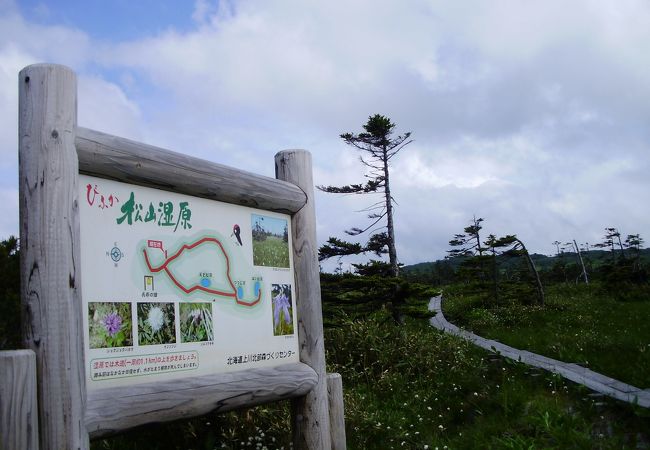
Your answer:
(318, 114), (412, 277)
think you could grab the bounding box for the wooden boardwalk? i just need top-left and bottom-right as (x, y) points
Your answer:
(429, 296), (650, 408)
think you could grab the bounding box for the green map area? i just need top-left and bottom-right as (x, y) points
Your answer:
(141, 235), (262, 307)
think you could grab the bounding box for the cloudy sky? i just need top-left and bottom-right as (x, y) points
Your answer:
(1, 0), (649, 269)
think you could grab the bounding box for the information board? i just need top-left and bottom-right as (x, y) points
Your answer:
(80, 175), (299, 390)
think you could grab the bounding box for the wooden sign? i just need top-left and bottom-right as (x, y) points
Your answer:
(80, 174), (299, 390)
(18, 64), (339, 449)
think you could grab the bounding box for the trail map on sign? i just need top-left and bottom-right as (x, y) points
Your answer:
(80, 174), (299, 392)
(141, 236), (262, 306)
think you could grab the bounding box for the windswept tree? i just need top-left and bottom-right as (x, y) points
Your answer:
(447, 216), (489, 284)
(447, 216), (485, 258)
(484, 234), (503, 303)
(594, 229), (646, 287)
(552, 240), (562, 256)
(483, 233), (545, 306)
(624, 234), (643, 252)
(570, 239), (589, 284)
(448, 218), (545, 305)
(550, 240), (589, 284)
(318, 237), (363, 262)
(594, 227), (626, 261)
(318, 114), (412, 277)
(495, 235), (545, 305)
(624, 234), (644, 272)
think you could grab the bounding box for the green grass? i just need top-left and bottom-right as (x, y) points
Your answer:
(94, 311), (650, 449)
(252, 236), (290, 268)
(443, 282), (650, 388)
(326, 313), (649, 449)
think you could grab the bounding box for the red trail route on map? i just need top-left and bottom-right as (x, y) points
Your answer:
(142, 236), (261, 307)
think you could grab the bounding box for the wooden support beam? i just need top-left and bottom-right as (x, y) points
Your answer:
(0, 350), (39, 450)
(85, 362), (317, 439)
(19, 63), (89, 449)
(76, 127), (307, 214)
(327, 373), (347, 450)
(275, 150), (331, 450)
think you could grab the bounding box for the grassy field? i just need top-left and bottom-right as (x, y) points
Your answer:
(5, 237), (649, 448)
(94, 310), (650, 449)
(252, 236), (290, 268)
(442, 283), (650, 388)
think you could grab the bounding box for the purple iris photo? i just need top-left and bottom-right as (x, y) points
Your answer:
(273, 293), (292, 328)
(271, 284), (294, 336)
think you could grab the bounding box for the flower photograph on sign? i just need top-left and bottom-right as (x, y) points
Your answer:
(271, 284), (293, 336)
(251, 214), (290, 268)
(88, 302), (133, 349)
(180, 302), (213, 343)
(137, 302), (176, 345)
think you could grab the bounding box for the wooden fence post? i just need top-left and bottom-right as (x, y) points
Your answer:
(0, 350), (39, 450)
(327, 373), (346, 450)
(275, 150), (332, 450)
(19, 64), (88, 449)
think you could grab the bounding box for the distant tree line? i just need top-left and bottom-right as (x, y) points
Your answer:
(401, 222), (649, 304)
(444, 216), (545, 305)
(251, 219), (289, 243)
(0, 236), (20, 350)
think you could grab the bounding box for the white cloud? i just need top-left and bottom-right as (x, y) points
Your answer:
(0, 43), (33, 166)
(78, 76), (143, 140)
(0, 187), (18, 239)
(1, 0), (650, 265)
(0, 9), (91, 68)
(395, 151), (501, 189)
(192, 0), (215, 26)
(0, 10), (147, 239)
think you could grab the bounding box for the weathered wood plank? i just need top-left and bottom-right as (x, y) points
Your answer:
(85, 362), (317, 438)
(430, 295), (650, 408)
(76, 127), (307, 214)
(19, 64), (89, 449)
(275, 150), (331, 450)
(327, 373), (347, 450)
(0, 350), (39, 450)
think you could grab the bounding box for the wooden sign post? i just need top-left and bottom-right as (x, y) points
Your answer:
(19, 64), (87, 450)
(18, 63), (343, 449)
(276, 151), (331, 449)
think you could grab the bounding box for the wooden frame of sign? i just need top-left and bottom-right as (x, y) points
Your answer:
(18, 64), (342, 449)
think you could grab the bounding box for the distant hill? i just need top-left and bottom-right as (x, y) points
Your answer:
(402, 248), (650, 284)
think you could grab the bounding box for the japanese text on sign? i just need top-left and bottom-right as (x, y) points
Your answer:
(116, 192), (193, 232)
(227, 350), (296, 366)
(90, 351), (199, 380)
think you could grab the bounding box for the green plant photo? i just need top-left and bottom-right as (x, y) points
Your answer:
(137, 302), (176, 345)
(88, 302), (133, 349)
(180, 302), (213, 343)
(251, 214), (290, 268)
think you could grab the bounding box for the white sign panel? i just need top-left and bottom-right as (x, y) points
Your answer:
(80, 175), (299, 391)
